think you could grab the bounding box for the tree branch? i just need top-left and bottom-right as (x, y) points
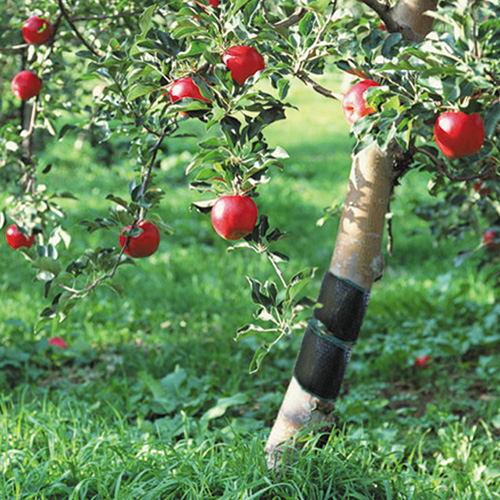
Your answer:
(415, 147), (490, 182)
(71, 12), (141, 22)
(356, 0), (397, 30)
(262, 6), (308, 29)
(296, 73), (343, 101)
(57, 0), (102, 57)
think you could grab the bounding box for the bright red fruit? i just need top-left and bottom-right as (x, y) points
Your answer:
(22, 16), (53, 44)
(222, 46), (265, 86)
(342, 79), (381, 125)
(211, 195), (258, 240)
(49, 337), (67, 349)
(484, 230), (499, 249)
(434, 111), (484, 159)
(414, 355), (432, 369)
(11, 71), (42, 100)
(168, 77), (211, 103)
(119, 221), (160, 258)
(5, 224), (35, 249)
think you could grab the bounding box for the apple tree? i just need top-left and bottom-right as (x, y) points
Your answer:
(1, 0), (499, 461)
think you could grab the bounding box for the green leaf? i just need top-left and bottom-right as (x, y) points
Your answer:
(202, 393), (248, 420)
(32, 257), (61, 277)
(138, 5), (155, 40)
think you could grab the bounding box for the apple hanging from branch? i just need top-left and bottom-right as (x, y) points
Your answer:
(342, 79), (381, 125)
(11, 70), (42, 100)
(119, 221), (160, 258)
(211, 195), (258, 240)
(22, 16), (53, 45)
(434, 111), (485, 159)
(5, 224), (35, 249)
(222, 46), (265, 86)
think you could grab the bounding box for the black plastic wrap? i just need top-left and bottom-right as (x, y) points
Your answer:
(294, 320), (352, 401)
(314, 271), (370, 345)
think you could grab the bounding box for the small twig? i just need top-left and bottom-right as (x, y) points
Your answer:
(57, 0), (102, 57)
(470, 4), (481, 62)
(70, 12), (141, 22)
(266, 251), (288, 289)
(415, 146), (490, 181)
(296, 73), (343, 101)
(294, 0), (337, 74)
(0, 43), (29, 53)
(485, 69), (500, 86)
(262, 5), (308, 29)
(61, 127), (171, 298)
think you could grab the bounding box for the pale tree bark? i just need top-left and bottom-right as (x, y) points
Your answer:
(265, 0), (440, 465)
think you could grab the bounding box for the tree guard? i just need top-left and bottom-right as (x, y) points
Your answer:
(265, 145), (395, 460)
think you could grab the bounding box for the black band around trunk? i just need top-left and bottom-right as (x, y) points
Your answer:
(294, 272), (371, 401)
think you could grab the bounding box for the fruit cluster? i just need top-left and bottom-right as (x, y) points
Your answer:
(7, 7), (269, 258)
(10, 16), (51, 101)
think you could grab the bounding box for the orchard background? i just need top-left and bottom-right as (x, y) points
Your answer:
(1, 0), (499, 498)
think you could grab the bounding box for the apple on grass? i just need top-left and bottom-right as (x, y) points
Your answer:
(6, 224), (35, 249)
(342, 79), (381, 125)
(434, 111), (484, 159)
(222, 46), (265, 86)
(484, 230), (499, 249)
(119, 221), (160, 258)
(414, 355), (432, 369)
(11, 71), (42, 100)
(211, 195), (258, 240)
(474, 179), (493, 196)
(49, 337), (67, 349)
(22, 16), (53, 44)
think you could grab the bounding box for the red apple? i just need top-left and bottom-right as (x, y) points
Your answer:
(11, 71), (42, 100)
(222, 46), (265, 86)
(49, 337), (67, 349)
(119, 221), (160, 258)
(168, 77), (211, 103)
(434, 111), (485, 159)
(342, 79), (381, 125)
(22, 16), (53, 44)
(484, 230), (499, 249)
(414, 355), (432, 369)
(211, 195), (258, 240)
(5, 224), (35, 249)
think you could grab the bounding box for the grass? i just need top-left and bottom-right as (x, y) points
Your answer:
(0, 74), (499, 499)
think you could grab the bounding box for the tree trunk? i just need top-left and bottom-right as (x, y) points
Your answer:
(265, 0), (439, 466)
(265, 145), (395, 463)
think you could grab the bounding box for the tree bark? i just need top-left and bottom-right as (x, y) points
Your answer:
(265, 0), (439, 466)
(265, 145), (395, 463)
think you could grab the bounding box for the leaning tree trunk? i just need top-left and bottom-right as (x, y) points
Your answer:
(265, 0), (439, 464)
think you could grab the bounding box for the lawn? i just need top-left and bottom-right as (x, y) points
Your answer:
(0, 74), (499, 499)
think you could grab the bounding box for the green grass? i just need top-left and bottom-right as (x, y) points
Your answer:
(0, 75), (499, 499)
